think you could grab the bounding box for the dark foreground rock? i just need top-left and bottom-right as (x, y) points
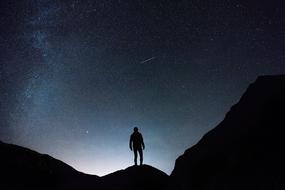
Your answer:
(99, 164), (169, 190)
(2, 75), (285, 190)
(171, 75), (285, 190)
(0, 141), (99, 190)
(0, 141), (169, 190)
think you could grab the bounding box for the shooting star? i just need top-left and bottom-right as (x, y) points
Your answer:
(140, 57), (156, 64)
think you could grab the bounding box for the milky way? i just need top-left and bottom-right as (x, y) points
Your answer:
(1, 0), (285, 175)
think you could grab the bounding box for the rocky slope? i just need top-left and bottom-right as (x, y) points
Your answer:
(171, 75), (285, 190)
(99, 165), (169, 190)
(0, 141), (168, 190)
(2, 75), (285, 190)
(0, 141), (99, 190)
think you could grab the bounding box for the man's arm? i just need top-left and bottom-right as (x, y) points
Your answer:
(129, 135), (133, 151)
(141, 135), (145, 150)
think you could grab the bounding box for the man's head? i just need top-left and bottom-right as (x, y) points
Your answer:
(134, 127), (138, 132)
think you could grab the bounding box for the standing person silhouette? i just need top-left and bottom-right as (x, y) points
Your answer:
(129, 127), (145, 166)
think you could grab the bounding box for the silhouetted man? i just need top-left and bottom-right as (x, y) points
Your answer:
(129, 127), (145, 165)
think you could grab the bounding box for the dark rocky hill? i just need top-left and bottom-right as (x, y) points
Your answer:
(2, 75), (285, 190)
(0, 141), (99, 190)
(171, 75), (285, 190)
(0, 141), (168, 190)
(99, 165), (169, 190)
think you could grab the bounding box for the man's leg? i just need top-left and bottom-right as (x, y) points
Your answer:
(138, 148), (143, 165)
(134, 149), (138, 165)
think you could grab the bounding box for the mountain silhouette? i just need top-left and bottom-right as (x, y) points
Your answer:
(99, 165), (169, 190)
(171, 75), (285, 190)
(0, 141), (99, 190)
(1, 75), (285, 190)
(0, 141), (168, 190)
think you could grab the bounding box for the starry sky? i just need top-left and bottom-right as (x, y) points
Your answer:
(1, 0), (285, 176)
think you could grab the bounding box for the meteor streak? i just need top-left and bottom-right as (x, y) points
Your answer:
(140, 57), (156, 64)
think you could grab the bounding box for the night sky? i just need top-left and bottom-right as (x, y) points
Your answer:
(1, 0), (285, 176)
